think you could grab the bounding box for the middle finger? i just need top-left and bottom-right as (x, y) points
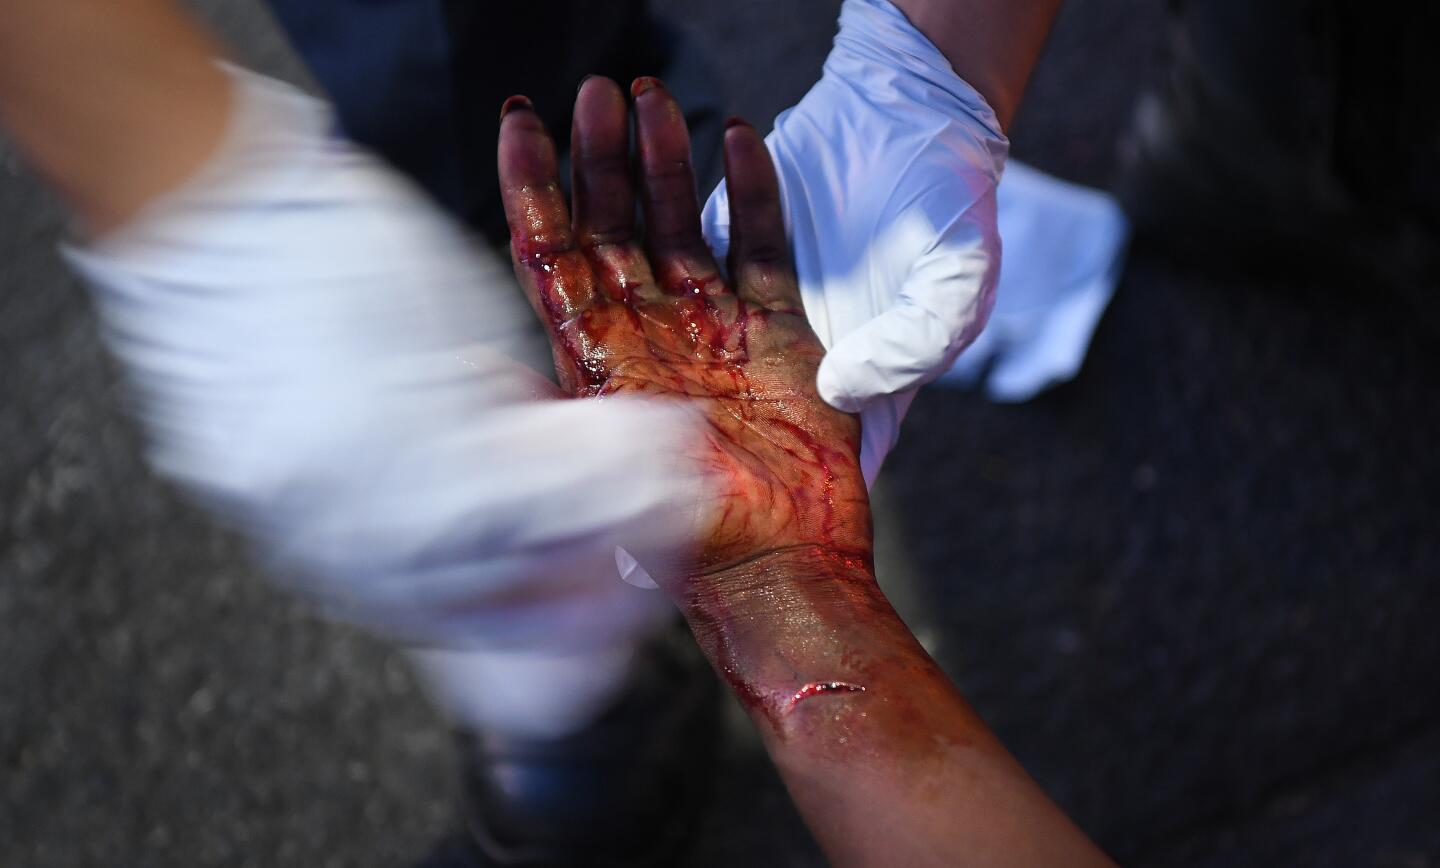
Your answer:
(632, 77), (728, 298)
(571, 75), (663, 303)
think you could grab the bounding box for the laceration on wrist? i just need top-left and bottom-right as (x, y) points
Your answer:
(677, 545), (913, 732)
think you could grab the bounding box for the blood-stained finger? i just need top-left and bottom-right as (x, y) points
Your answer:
(632, 77), (727, 298)
(571, 76), (661, 303)
(499, 95), (601, 320)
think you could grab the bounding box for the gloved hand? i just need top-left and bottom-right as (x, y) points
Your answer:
(64, 66), (702, 651)
(702, 0), (1008, 484)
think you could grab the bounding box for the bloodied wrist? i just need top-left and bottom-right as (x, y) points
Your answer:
(676, 546), (907, 733)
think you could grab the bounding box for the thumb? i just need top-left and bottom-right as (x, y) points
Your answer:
(817, 298), (980, 413)
(817, 206), (999, 412)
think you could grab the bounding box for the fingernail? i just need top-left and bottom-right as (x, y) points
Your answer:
(499, 95), (533, 121)
(631, 76), (665, 99)
(725, 116), (753, 130)
(576, 74), (598, 94)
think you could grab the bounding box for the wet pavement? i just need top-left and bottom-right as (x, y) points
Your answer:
(2, 1), (1438, 866)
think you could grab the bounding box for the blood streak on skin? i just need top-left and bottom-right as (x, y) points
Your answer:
(674, 296), (735, 359)
(730, 299), (753, 359)
(786, 681), (867, 713)
(689, 595), (770, 716)
(514, 237), (609, 394)
(652, 279), (756, 364)
(767, 418), (869, 565)
(721, 664), (770, 717)
(520, 235), (765, 396)
(584, 243), (640, 304)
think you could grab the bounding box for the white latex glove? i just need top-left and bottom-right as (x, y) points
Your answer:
(703, 0), (1008, 485)
(942, 160), (1130, 402)
(64, 66), (703, 651)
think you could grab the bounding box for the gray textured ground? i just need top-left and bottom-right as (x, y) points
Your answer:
(3, 1), (1438, 866)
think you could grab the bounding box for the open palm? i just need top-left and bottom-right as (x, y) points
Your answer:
(498, 77), (871, 584)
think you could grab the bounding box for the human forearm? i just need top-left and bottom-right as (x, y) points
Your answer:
(500, 70), (1106, 866)
(681, 547), (1113, 868)
(887, 0), (1062, 129)
(0, 0), (232, 234)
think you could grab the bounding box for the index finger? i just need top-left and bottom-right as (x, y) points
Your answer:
(498, 95), (601, 321)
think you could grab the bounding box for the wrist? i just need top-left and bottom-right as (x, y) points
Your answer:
(677, 545), (906, 729)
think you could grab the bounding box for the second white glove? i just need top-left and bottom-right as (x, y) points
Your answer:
(703, 0), (1008, 484)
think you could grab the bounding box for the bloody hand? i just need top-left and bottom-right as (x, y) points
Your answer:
(495, 79), (1112, 868)
(497, 76), (872, 587)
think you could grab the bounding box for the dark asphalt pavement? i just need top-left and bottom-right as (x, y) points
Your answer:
(3, 1), (1438, 866)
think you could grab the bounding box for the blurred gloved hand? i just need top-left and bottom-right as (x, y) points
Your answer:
(703, 0), (1008, 484)
(65, 66), (701, 651)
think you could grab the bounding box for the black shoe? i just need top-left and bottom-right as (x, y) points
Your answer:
(455, 622), (721, 867)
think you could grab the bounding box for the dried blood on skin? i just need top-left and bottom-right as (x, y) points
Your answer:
(768, 419), (869, 565)
(654, 263), (726, 298)
(672, 295), (751, 361)
(687, 594), (771, 716)
(521, 236), (764, 394)
(515, 239), (609, 394)
(581, 242), (643, 304)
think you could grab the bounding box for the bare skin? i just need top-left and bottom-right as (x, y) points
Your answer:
(500, 77), (1115, 868)
(0, 0), (233, 236)
(889, 0), (1065, 130)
